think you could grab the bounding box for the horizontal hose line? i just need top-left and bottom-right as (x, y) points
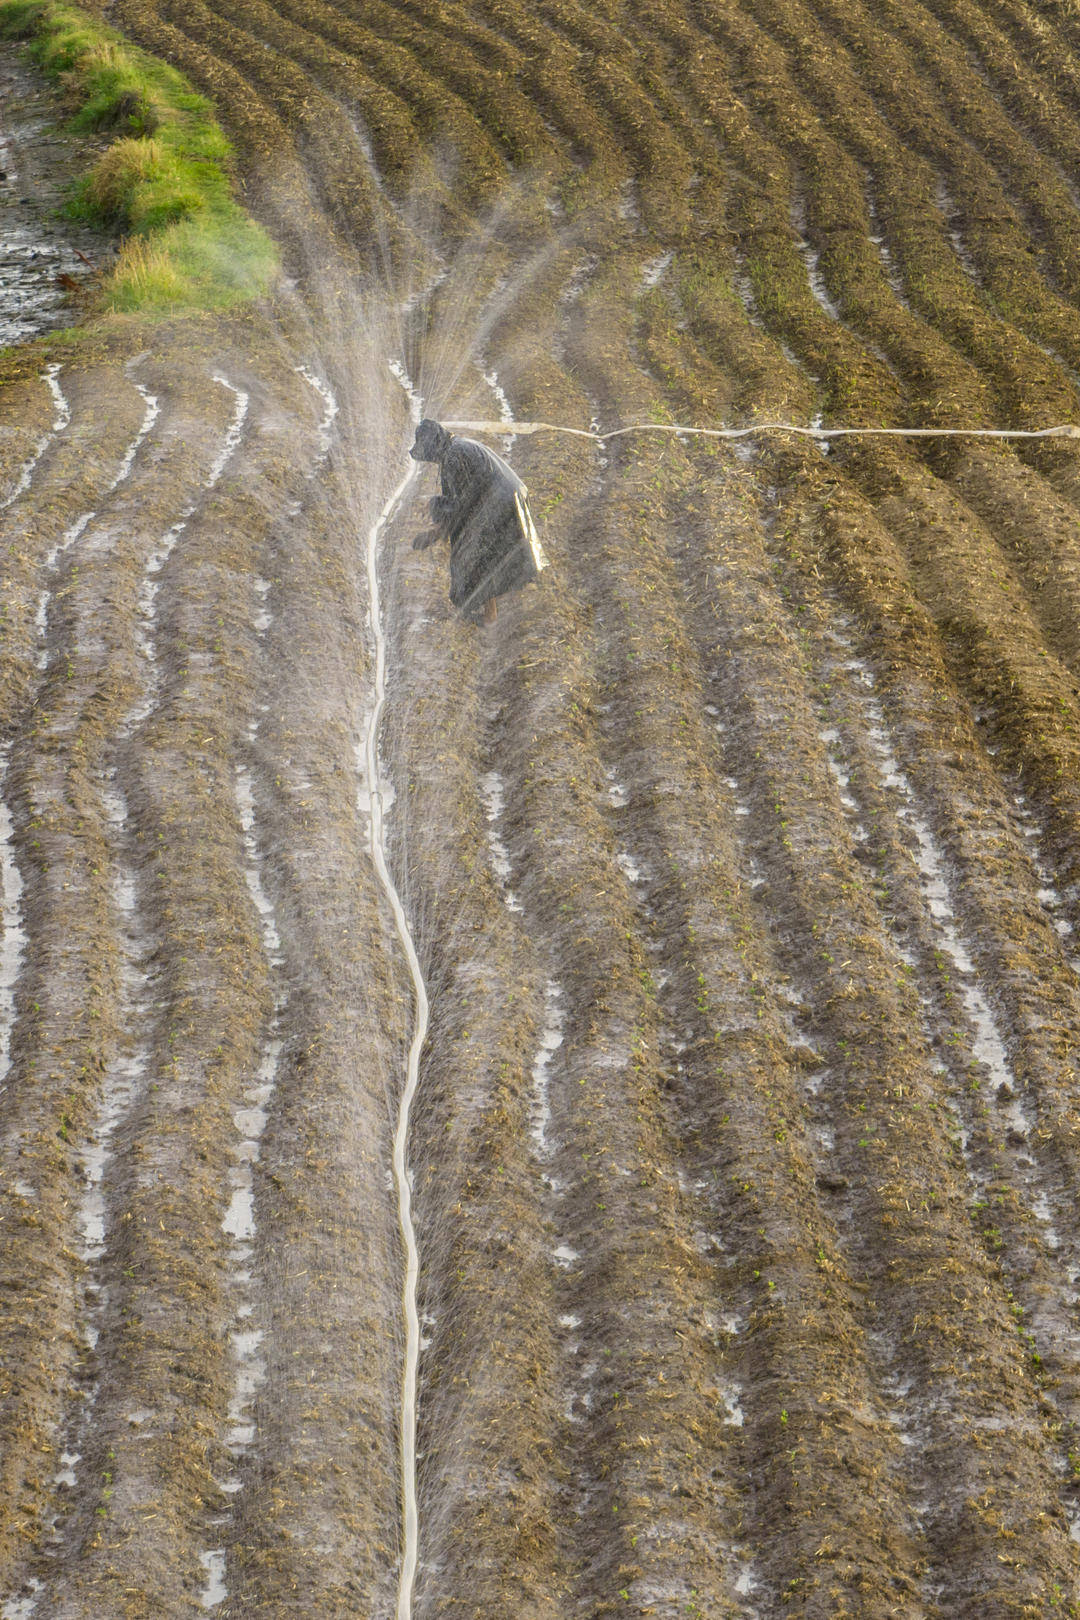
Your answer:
(442, 418), (1080, 443)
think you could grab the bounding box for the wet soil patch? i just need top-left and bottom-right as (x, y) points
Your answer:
(0, 41), (118, 348)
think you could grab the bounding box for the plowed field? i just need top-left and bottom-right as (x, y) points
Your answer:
(4, 0), (1080, 1616)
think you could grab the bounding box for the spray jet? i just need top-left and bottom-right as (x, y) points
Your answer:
(408, 418), (547, 625)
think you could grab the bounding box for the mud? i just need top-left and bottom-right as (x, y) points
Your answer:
(5, 2), (1080, 1618)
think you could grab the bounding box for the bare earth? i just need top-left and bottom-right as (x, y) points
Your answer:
(4, 1), (1080, 1617)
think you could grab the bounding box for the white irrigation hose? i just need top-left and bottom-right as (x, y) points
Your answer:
(362, 447), (426, 1620)
(442, 418), (1080, 443)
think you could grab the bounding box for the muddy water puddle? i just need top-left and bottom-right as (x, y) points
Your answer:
(0, 45), (117, 345)
(0, 745), (25, 1092)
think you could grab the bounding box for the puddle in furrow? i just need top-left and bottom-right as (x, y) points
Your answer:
(934, 178), (981, 283)
(481, 368), (516, 455)
(809, 410), (832, 456)
(553, 257), (599, 372)
(703, 708), (766, 889)
(198, 1551), (228, 1611)
(719, 1382), (746, 1427)
(864, 185), (910, 306)
(196, 754), (287, 1608)
(824, 640), (1080, 1496)
(607, 731), (766, 1614)
(479, 770), (522, 912)
(1010, 789), (1080, 973)
(226, 762), (285, 1250)
(733, 1563), (762, 1603)
(0, 745), (26, 1094)
(552, 261), (608, 455)
(605, 769), (629, 809)
(835, 652), (1020, 1110)
(253, 577), (272, 634)
(204, 375), (250, 486)
(130, 375), (248, 726)
(530, 980), (565, 1164)
(75, 785), (149, 1288)
(35, 377), (160, 670)
(732, 251), (762, 330)
(791, 196), (842, 323)
(642, 250), (673, 288)
(220, 765), (283, 1459)
(616, 850), (643, 885)
(702, 1311), (761, 1612)
(817, 727), (870, 841)
(295, 364), (340, 465)
(0, 1579), (42, 1620)
(560, 256), (600, 312)
(42, 779), (153, 1559)
(1, 362), (70, 511)
(479, 753), (584, 1402)
(557, 1309), (591, 1424)
(199, 384), (298, 1596)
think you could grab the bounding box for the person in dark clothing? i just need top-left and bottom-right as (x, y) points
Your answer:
(409, 418), (547, 624)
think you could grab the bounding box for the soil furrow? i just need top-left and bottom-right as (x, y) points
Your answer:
(23, 361), (313, 1617)
(0, 745), (26, 1098)
(807, 619), (1080, 1551)
(0, 364), (70, 516)
(0, 369), (146, 728)
(689, 478), (1080, 1611)
(8, 1), (1080, 1614)
(0, 374), (223, 1603)
(216, 356), (416, 1618)
(551, 253), (930, 1613)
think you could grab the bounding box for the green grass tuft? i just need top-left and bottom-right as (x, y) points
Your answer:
(0, 0), (277, 314)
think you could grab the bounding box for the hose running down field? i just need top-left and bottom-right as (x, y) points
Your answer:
(360, 366), (425, 1620)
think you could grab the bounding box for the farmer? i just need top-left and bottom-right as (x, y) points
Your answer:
(408, 418), (547, 624)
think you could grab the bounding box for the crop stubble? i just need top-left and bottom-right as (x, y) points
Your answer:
(5, 0), (1080, 1615)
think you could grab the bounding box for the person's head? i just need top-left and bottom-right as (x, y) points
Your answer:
(409, 419), (451, 462)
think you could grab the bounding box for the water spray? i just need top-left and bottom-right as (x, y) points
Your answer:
(371, 388), (1078, 1615)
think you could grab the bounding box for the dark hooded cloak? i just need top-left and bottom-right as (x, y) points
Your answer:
(410, 419), (547, 616)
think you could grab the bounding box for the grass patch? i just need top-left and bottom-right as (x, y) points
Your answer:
(0, 0), (277, 313)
